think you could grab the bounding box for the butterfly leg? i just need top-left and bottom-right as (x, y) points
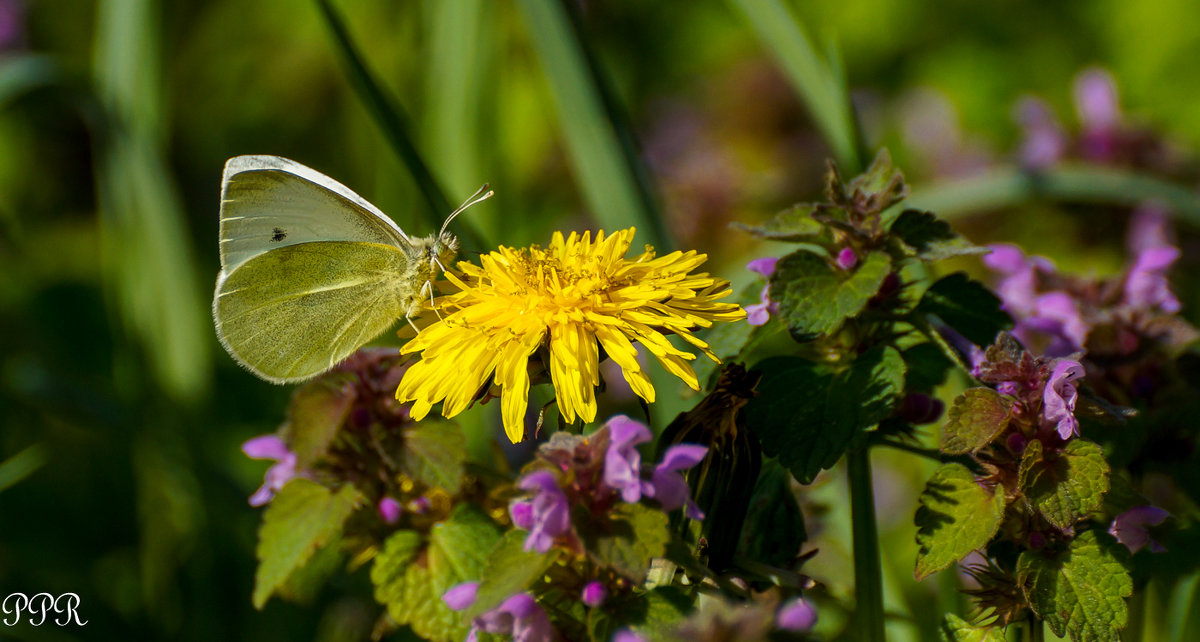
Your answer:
(422, 279), (447, 322)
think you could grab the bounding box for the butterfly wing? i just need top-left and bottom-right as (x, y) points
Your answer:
(214, 240), (417, 383)
(218, 155), (411, 272)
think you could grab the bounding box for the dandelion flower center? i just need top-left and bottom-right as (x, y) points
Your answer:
(395, 228), (745, 443)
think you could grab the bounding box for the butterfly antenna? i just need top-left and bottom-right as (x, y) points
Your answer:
(440, 184), (494, 236)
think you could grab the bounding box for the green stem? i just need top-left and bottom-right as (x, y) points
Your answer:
(1027, 611), (1044, 642)
(847, 446), (885, 642)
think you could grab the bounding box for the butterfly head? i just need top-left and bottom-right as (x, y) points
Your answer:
(430, 232), (459, 272)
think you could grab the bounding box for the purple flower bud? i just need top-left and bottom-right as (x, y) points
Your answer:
(242, 435), (298, 507)
(643, 444), (707, 519)
(603, 416), (653, 502)
(996, 381), (1020, 397)
(407, 496), (431, 515)
(378, 497), (402, 524)
(1042, 359), (1084, 439)
(517, 470), (572, 553)
(1124, 246), (1181, 313)
(510, 499), (534, 530)
(443, 582), (480, 611)
(776, 597), (818, 632)
(836, 247), (858, 271)
(1014, 97), (1066, 169)
(581, 581), (607, 607)
(1027, 531), (1047, 550)
(1006, 432), (1028, 455)
(746, 257), (779, 278)
(1109, 505), (1170, 554)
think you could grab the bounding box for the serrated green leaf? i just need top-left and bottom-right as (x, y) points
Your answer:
(890, 209), (986, 262)
(276, 539), (343, 605)
(826, 148), (906, 215)
(401, 419), (467, 494)
(917, 273), (1011, 347)
(254, 480), (362, 608)
(915, 463), (1006, 580)
(770, 249), (891, 338)
(469, 529), (560, 618)
(939, 613), (1006, 642)
(746, 346), (905, 484)
(371, 505), (499, 642)
(1020, 439), (1110, 530)
(941, 388), (1014, 455)
(902, 342), (954, 393)
(287, 373), (357, 469)
(732, 203), (824, 241)
(579, 502), (670, 581)
(1017, 530), (1132, 641)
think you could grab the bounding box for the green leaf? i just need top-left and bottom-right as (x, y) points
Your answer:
(400, 420), (467, 494)
(469, 529), (560, 618)
(915, 463), (1006, 580)
(727, 0), (860, 172)
(770, 249), (891, 338)
(940, 388), (1015, 455)
(917, 272), (1011, 347)
(254, 480), (362, 608)
(623, 586), (694, 640)
(372, 505), (500, 642)
(939, 613), (1007, 642)
(731, 203), (824, 241)
(746, 346), (905, 484)
(579, 502), (670, 581)
(737, 459), (806, 568)
(902, 342), (954, 393)
(1017, 530), (1132, 641)
(835, 149), (907, 214)
(277, 541), (344, 605)
(1020, 439), (1110, 531)
(287, 373), (357, 469)
(515, 0), (669, 249)
(890, 209), (986, 262)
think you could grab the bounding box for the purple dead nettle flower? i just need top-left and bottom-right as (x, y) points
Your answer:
(515, 470), (572, 553)
(983, 244), (1055, 317)
(601, 415), (707, 517)
(242, 435), (298, 506)
(378, 497), (402, 524)
(1108, 505), (1170, 554)
(1074, 68), (1123, 162)
(776, 597), (818, 632)
(745, 256), (779, 326)
(1014, 97), (1067, 170)
(836, 246), (858, 271)
(1124, 246), (1182, 314)
(443, 583), (557, 642)
(1041, 359), (1085, 440)
(580, 581), (607, 608)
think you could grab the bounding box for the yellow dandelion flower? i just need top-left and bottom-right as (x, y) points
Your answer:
(395, 228), (746, 443)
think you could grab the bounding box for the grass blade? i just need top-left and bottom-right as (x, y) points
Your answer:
(728, 0), (861, 173)
(93, 0), (211, 401)
(515, 0), (671, 250)
(904, 165), (1200, 226)
(314, 0), (485, 249)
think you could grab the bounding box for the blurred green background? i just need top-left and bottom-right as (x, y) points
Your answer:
(2, 0), (1199, 640)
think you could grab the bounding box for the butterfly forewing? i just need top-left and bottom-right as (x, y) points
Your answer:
(214, 241), (412, 382)
(218, 155), (410, 272)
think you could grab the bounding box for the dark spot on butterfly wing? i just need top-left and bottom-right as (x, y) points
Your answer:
(271, 227), (287, 242)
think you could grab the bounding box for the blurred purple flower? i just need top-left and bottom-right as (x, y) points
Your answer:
(983, 244), (1056, 316)
(510, 499), (534, 530)
(517, 471), (572, 553)
(1127, 203), (1174, 256)
(1124, 246), (1182, 313)
(1029, 291), (1088, 355)
(1074, 68), (1122, 161)
(378, 497), (402, 524)
(612, 631), (648, 642)
(0, 0), (24, 51)
(643, 444), (708, 519)
(581, 581), (607, 607)
(1041, 359), (1084, 439)
(443, 582), (479, 611)
(603, 415), (653, 502)
(242, 435), (298, 507)
(745, 257), (779, 326)
(1108, 505), (1169, 553)
(444, 586), (557, 642)
(836, 247), (858, 271)
(776, 597), (818, 632)
(1014, 97), (1067, 169)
